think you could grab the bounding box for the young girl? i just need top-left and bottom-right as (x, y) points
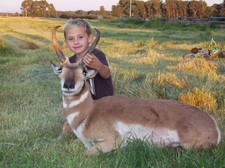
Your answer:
(63, 18), (113, 99)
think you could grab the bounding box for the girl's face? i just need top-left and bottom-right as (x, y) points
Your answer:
(65, 25), (93, 58)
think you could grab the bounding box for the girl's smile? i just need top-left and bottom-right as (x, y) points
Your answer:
(65, 25), (93, 58)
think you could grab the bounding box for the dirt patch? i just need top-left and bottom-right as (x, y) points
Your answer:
(17, 40), (38, 50)
(5, 35), (39, 50)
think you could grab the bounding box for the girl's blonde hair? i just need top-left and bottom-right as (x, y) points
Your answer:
(63, 18), (92, 38)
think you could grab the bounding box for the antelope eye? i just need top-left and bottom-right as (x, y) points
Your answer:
(58, 67), (62, 73)
(82, 70), (87, 76)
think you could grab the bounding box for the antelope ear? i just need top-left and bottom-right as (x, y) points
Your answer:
(50, 61), (62, 75)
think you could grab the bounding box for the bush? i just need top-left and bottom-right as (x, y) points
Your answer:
(178, 87), (217, 111)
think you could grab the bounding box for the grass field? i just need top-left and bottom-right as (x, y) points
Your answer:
(0, 17), (225, 167)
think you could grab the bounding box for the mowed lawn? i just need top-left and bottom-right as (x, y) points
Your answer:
(0, 17), (225, 167)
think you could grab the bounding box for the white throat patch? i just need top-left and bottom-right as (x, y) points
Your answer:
(68, 91), (89, 108)
(62, 90), (89, 109)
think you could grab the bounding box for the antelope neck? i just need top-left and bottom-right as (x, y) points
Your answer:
(63, 82), (92, 128)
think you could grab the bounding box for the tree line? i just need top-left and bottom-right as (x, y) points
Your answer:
(112, 0), (225, 18)
(19, 0), (225, 19)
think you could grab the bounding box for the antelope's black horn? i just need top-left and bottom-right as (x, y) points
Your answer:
(79, 28), (100, 66)
(85, 28), (101, 55)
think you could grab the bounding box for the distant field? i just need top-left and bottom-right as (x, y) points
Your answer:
(0, 17), (225, 167)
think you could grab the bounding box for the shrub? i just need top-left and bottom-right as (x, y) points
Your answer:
(146, 72), (185, 89)
(167, 59), (218, 76)
(178, 87), (217, 111)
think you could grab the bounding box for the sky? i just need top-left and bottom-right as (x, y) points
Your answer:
(0, 0), (223, 13)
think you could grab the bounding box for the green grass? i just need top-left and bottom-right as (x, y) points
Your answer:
(0, 17), (225, 168)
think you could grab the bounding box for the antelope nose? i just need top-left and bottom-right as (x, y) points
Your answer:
(63, 81), (74, 89)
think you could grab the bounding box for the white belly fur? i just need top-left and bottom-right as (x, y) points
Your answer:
(114, 121), (180, 147)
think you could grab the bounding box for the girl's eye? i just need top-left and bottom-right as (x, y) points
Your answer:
(68, 38), (74, 41)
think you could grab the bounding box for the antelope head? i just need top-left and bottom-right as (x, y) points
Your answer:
(51, 26), (100, 96)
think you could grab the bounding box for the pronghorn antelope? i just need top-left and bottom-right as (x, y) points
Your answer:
(51, 26), (221, 155)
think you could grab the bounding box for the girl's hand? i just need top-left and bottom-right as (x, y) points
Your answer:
(83, 53), (103, 71)
(83, 53), (111, 79)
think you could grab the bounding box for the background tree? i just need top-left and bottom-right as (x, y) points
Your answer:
(21, 0), (33, 17)
(99, 6), (106, 16)
(177, 1), (188, 17)
(197, 1), (208, 18)
(219, 0), (225, 16)
(47, 3), (57, 17)
(133, 1), (146, 18)
(75, 10), (86, 17)
(20, 0), (57, 17)
(188, 1), (201, 18)
(32, 1), (39, 16)
(40, 0), (48, 17)
(146, 0), (162, 18)
(164, 0), (179, 18)
(188, 1), (208, 18)
(144, 0), (153, 17)
(87, 10), (98, 16)
(112, 5), (123, 17)
(118, 0), (131, 16)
